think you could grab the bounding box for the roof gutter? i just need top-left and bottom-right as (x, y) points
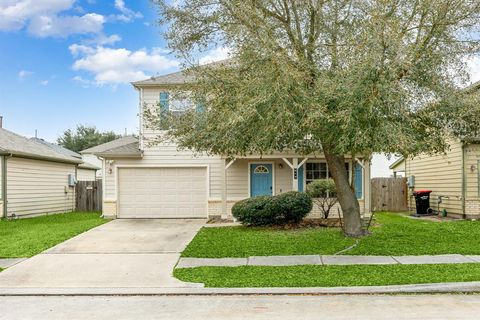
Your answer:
(94, 153), (143, 159)
(8, 152), (82, 165)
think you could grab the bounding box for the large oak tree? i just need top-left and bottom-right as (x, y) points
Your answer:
(150, 0), (480, 236)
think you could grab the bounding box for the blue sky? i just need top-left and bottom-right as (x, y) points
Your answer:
(0, 0), (228, 142)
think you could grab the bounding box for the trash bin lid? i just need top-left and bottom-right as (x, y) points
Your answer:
(413, 189), (432, 195)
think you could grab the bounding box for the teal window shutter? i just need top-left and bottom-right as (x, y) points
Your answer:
(195, 101), (205, 113)
(298, 164), (304, 192)
(354, 163), (363, 199)
(159, 92), (169, 113)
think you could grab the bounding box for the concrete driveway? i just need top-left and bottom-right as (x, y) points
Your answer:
(0, 219), (205, 289)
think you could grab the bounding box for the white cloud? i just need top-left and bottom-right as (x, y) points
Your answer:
(28, 13), (104, 37)
(90, 33), (122, 46)
(199, 47), (231, 65)
(40, 80), (49, 85)
(18, 70), (34, 80)
(70, 45), (179, 85)
(111, 0), (143, 22)
(0, 0), (106, 37)
(72, 75), (93, 88)
(0, 0), (74, 31)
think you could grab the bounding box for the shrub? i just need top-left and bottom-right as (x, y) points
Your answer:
(306, 179), (338, 218)
(232, 196), (276, 226)
(232, 192), (312, 226)
(274, 191), (313, 223)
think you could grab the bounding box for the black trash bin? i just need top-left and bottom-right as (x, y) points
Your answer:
(413, 190), (433, 215)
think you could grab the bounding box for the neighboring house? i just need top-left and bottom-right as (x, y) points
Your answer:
(393, 137), (480, 219)
(0, 127), (99, 218)
(389, 157), (406, 177)
(31, 138), (100, 181)
(80, 153), (103, 180)
(93, 66), (372, 219)
(392, 82), (480, 219)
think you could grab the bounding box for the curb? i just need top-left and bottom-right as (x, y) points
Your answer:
(2, 281), (480, 296)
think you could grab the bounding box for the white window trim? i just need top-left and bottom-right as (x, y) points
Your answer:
(303, 160), (352, 192)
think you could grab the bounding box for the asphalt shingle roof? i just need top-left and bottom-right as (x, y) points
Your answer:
(131, 59), (233, 87)
(0, 128), (82, 164)
(81, 136), (141, 158)
(132, 70), (195, 87)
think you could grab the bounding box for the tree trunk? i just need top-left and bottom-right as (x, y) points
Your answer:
(324, 151), (364, 237)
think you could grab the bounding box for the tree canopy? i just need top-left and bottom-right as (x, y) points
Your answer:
(150, 0), (480, 236)
(57, 125), (121, 152)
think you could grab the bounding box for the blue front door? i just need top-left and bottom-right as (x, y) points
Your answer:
(250, 163), (273, 197)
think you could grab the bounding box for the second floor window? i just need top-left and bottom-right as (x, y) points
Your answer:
(159, 92), (203, 114)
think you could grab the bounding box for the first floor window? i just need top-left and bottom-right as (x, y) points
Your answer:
(305, 162), (327, 184)
(305, 162), (350, 184)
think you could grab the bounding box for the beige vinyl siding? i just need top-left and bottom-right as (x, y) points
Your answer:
(465, 144), (480, 199)
(0, 156), (3, 200)
(226, 159), (293, 198)
(77, 168), (96, 181)
(405, 139), (463, 216)
(6, 157), (76, 217)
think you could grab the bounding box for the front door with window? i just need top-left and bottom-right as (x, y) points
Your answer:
(250, 163), (273, 197)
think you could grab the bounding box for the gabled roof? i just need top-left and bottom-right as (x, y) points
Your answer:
(389, 157), (405, 170)
(81, 136), (142, 158)
(132, 70), (195, 87)
(30, 138), (82, 159)
(0, 128), (82, 164)
(131, 59), (233, 88)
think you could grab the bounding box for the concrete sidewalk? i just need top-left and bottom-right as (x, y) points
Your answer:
(177, 254), (480, 268)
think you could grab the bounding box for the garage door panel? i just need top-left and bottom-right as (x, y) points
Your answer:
(118, 167), (207, 218)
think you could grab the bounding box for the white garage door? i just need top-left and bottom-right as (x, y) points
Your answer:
(118, 167), (208, 218)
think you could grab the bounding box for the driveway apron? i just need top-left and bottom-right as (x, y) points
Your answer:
(0, 219), (205, 289)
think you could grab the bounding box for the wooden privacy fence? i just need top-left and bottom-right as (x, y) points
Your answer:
(371, 177), (408, 212)
(75, 181), (102, 212)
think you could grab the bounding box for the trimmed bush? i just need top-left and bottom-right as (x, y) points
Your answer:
(273, 191), (313, 223)
(231, 196), (276, 226)
(232, 191), (313, 226)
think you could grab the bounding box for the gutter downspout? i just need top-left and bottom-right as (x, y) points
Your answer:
(2, 155), (8, 219)
(462, 142), (467, 219)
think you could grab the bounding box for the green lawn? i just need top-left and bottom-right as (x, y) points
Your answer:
(182, 212), (480, 257)
(175, 264), (480, 287)
(0, 212), (108, 258)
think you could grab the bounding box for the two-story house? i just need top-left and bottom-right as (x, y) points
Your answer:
(91, 67), (372, 219)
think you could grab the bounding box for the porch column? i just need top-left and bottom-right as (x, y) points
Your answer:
(292, 158), (299, 191)
(221, 159), (227, 218)
(222, 159), (235, 218)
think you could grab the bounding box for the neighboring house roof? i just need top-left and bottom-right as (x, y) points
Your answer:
(389, 157), (405, 170)
(0, 128), (82, 164)
(78, 162), (101, 170)
(30, 137), (82, 159)
(81, 136), (142, 158)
